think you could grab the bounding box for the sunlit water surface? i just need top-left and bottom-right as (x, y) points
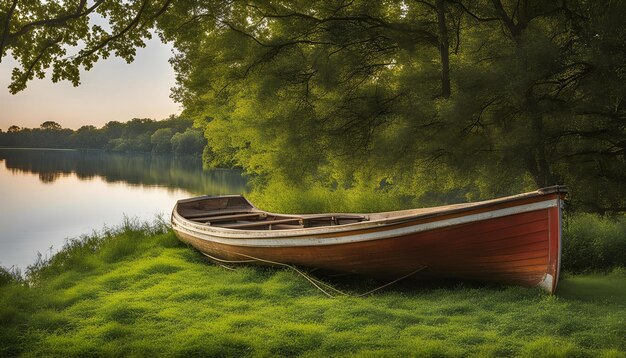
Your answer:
(0, 148), (247, 269)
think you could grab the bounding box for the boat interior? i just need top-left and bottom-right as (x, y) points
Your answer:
(176, 195), (371, 230)
(174, 194), (486, 231)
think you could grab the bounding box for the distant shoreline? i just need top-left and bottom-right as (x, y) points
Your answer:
(0, 147), (82, 151)
(0, 147), (181, 155)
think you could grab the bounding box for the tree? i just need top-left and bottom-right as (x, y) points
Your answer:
(126, 118), (157, 137)
(171, 129), (205, 156)
(0, 0), (173, 93)
(1, 118), (195, 152)
(71, 125), (107, 148)
(159, 0), (624, 210)
(102, 121), (123, 138)
(40, 121), (62, 130)
(7, 125), (20, 132)
(150, 128), (174, 152)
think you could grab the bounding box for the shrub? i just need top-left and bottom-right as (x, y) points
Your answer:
(0, 267), (21, 286)
(562, 213), (626, 273)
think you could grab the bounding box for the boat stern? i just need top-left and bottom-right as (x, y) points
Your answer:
(537, 186), (567, 294)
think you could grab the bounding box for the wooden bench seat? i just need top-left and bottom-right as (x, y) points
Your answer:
(184, 210), (253, 219)
(192, 212), (267, 223)
(216, 217), (304, 229)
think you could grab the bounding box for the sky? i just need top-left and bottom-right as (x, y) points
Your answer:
(0, 36), (180, 131)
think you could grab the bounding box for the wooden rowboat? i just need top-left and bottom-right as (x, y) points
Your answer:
(171, 186), (567, 293)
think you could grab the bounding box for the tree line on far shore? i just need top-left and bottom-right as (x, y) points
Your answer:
(0, 117), (206, 156)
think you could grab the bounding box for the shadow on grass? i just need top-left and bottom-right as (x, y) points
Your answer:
(557, 270), (626, 304)
(273, 265), (626, 302)
(269, 268), (524, 297)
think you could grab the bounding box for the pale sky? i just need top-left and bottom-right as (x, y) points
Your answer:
(0, 36), (180, 131)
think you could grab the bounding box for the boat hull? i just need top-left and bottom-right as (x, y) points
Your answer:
(172, 189), (565, 293)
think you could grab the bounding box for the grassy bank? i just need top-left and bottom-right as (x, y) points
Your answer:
(1, 220), (625, 357)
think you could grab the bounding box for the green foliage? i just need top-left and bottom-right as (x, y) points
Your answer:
(0, 126), (75, 148)
(562, 214), (626, 273)
(106, 138), (130, 152)
(171, 129), (206, 156)
(39, 121), (62, 130)
(155, 0), (626, 213)
(0, 0), (168, 94)
(2, 0), (625, 212)
(0, 266), (20, 287)
(71, 125), (107, 148)
(0, 219), (624, 357)
(150, 128), (174, 153)
(249, 177), (415, 214)
(246, 171), (535, 216)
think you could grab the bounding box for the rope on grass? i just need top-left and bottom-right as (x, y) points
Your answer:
(231, 252), (337, 298)
(201, 251), (337, 297)
(201, 252), (261, 271)
(200, 252), (256, 264)
(201, 251), (427, 298)
(352, 266), (427, 297)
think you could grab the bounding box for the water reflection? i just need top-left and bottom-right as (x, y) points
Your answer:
(0, 148), (247, 269)
(0, 148), (247, 195)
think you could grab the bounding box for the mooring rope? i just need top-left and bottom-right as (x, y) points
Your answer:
(201, 251), (427, 298)
(352, 266), (427, 297)
(201, 251), (337, 297)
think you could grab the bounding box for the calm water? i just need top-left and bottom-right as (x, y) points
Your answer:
(0, 148), (247, 269)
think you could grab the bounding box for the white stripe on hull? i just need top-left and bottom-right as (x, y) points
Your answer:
(172, 199), (558, 247)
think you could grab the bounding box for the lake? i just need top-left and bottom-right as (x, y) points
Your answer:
(0, 148), (247, 270)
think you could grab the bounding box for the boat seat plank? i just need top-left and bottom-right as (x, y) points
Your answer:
(183, 210), (255, 219)
(193, 212), (267, 223)
(217, 217), (304, 229)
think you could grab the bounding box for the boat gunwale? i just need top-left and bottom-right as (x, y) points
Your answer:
(172, 186), (567, 240)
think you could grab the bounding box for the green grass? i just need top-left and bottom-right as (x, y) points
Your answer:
(0, 220), (625, 357)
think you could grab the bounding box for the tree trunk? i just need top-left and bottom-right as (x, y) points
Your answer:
(436, 0), (451, 98)
(491, 0), (527, 43)
(525, 93), (556, 187)
(492, 0), (555, 187)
